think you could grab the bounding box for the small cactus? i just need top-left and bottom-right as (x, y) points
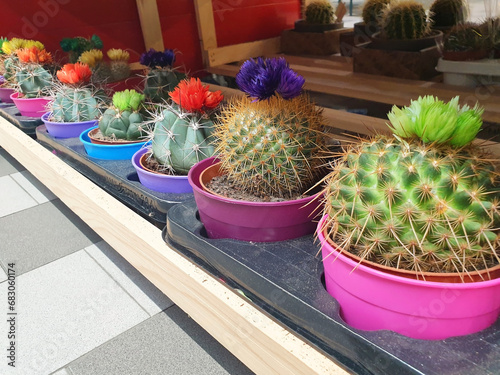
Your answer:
(381, 0), (429, 40)
(60, 34), (103, 63)
(14, 46), (53, 98)
(443, 22), (485, 52)
(430, 0), (469, 28)
(362, 0), (392, 26)
(107, 49), (130, 82)
(305, 1), (335, 25)
(79, 49), (112, 84)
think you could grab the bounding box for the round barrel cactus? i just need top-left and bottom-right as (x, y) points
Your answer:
(430, 0), (469, 28)
(381, 0), (429, 40)
(99, 89), (146, 141)
(14, 47), (53, 98)
(305, 1), (334, 25)
(362, 0), (392, 26)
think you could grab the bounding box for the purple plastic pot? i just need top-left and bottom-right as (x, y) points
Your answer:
(0, 87), (15, 103)
(10, 92), (50, 117)
(318, 215), (500, 340)
(131, 148), (192, 193)
(188, 157), (322, 242)
(42, 112), (97, 138)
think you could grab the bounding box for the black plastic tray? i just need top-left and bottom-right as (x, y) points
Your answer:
(165, 200), (500, 375)
(0, 103), (43, 137)
(36, 125), (193, 228)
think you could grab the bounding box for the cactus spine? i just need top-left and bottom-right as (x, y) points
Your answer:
(305, 1), (335, 24)
(362, 0), (392, 26)
(381, 0), (429, 40)
(15, 66), (52, 98)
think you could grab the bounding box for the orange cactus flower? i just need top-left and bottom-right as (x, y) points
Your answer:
(56, 63), (92, 85)
(169, 77), (223, 114)
(16, 46), (52, 64)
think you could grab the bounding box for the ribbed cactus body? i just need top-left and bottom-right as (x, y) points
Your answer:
(99, 108), (144, 140)
(430, 0), (469, 28)
(362, 0), (392, 25)
(382, 1), (428, 40)
(3, 56), (17, 81)
(324, 136), (500, 275)
(305, 1), (334, 24)
(51, 87), (100, 122)
(144, 69), (183, 102)
(215, 95), (325, 197)
(152, 110), (215, 175)
(15, 66), (52, 98)
(110, 60), (130, 81)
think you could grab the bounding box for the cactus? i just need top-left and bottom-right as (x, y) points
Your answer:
(381, 0), (429, 40)
(321, 96), (500, 279)
(362, 0), (392, 26)
(443, 22), (485, 51)
(49, 63), (104, 122)
(149, 78), (223, 174)
(60, 34), (103, 63)
(14, 47), (53, 98)
(79, 49), (112, 83)
(107, 49), (130, 81)
(430, 0), (469, 28)
(305, 1), (335, 25)
(99, 89), (146, 141)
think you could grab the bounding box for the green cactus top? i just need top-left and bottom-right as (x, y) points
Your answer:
(305, 1), (335, 25)
(112, 89), (145, 112)
(362, 0), (392, 26)
(381, 0), (429, 40)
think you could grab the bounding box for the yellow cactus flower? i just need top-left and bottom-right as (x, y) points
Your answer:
(2, 38), (44, 55)
(79, 49), (103, 67)
(107, 48), (130, 61)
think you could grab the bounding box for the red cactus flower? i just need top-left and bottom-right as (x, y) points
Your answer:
(16, 47), (53, 64)
(57, 63), (92, 85)
(169, 78), (223, 114)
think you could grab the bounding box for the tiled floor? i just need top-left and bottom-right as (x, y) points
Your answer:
(0, 147), (253, 375)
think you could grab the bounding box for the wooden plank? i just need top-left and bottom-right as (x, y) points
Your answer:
(136, 0), (164, 51)
(207, 37), (281, 67)
(194, 0), (218, 66)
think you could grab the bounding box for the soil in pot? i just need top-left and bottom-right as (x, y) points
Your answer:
(88, 128), (146, 145)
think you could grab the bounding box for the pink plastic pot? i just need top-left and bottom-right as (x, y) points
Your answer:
(10, 92), (50, 117)
(318, 215), (500, 340)
(188, 157), (322, 242)
(0, 87), (15, 103)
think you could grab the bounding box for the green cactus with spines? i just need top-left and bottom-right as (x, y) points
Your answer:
(381, 0), (429, 40)
(99, 89), (146, 141)
(15, 65), (52, 98)
(50, 86), (102, 122)
(144, 69), (184, 103)
(305, 1), (335, 25)
(362, 0), (392, 26)
(444, 22), (485, 52)
(214, 95), (327, 198)
(321, 96), (500, 279)
(430, 0), (469, 28)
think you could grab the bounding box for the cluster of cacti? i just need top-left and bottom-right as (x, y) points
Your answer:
(381, 0), (429, 40)
(443, 22), (485, 51)
(321, 96), (500, 278)
(305, 1), (335, 25)
(149, 78), (223, 174)
(430, 0), (469, 28)
(49, 63), (104, 122)
(99, 89), (146, 141)
(140, 48), (183, 102)
(362, 0), (392, 26)
(14, 46), (53, 98)
(60, 34), (103, 63)
(214, 57), (328, 198)
(77, 48), (131, 83)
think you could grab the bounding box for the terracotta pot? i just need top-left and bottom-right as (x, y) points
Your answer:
(370, 30), (443, 52)
(88, 127), (145, 145)
(442, 49), (490, 61)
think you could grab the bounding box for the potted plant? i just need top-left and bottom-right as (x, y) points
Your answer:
(107, 48), (131, 82)
(59, 34), (103, 63)
(318, 95), (500, 340)
(440, 22), (488, 61)
(132, 77), (223, 193)
(78, 49), (112, 83)
(42, 62), (106, 138)
(354, 0), (392, 38)
(430, 0), (470, 33)
(10, 45), (53, 117)
(188, 57), (329, 242)
(139, 48), (184, 103)
(81, 89), (149, 159)
(295, 0), (344, 32)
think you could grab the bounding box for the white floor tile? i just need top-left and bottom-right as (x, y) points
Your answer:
(0, 251), (149, 375)
(0, 175), (37, 217)
(0, 267), (6, 283)
(10, 171), (57, 204)
(86, 241), (174, 316)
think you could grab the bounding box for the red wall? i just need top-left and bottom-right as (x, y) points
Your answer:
(0, 0), (300, 75)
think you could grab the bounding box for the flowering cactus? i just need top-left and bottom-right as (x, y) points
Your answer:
(107, 48), (130, 81)
(13, 46), (53, 98)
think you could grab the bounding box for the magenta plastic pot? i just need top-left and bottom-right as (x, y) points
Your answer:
(0, 87), (15, 103)
(132, 148), (192, 193)
(10, 92), (50, 117)
(188, 157), (322, 242)
(318, 215), (500, 340)
(42, 112), (97, 138)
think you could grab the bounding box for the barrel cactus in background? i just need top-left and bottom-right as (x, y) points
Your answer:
(99, 89), (146, 141)
(305, 1), (335, 24)
(49, 63), (105, 122)
(381, 0), (429, 40)
(430, 0), (469, 28)
(362, 0), (392, 26)
(214, 57), (328, 199)
(79, 49), (112, 83)
(140, 48), (184, 103)
(321, 96), (500, 280)
(14, 46), (53, 98)
(60, 34), (103, 63)
(148, 78), (223, 174)
(443, 22), (485, 52)
(107, 48), (131, 82)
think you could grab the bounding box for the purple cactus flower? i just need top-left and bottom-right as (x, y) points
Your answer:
(140, 48), (176, 68)
(235, 57), (304, 101)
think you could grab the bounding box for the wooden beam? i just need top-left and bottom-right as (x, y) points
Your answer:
(207, 37), (281, 67)
(194, 0), (218, 67)
(0, 118), (349, 375)
(136, 0), (164, 51)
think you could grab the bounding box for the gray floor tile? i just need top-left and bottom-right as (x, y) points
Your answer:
(0, 266), (6, 282)
(68, 306), (254, 375)
(0, 250), (149, 375)
(11, 171), (57, 204)
(86, 241), (174, 316)
(0, 175), (38, 217)
(0, 200), (101, 275)
(50, 369), (73, 375)
(0, 147), (25, 176)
